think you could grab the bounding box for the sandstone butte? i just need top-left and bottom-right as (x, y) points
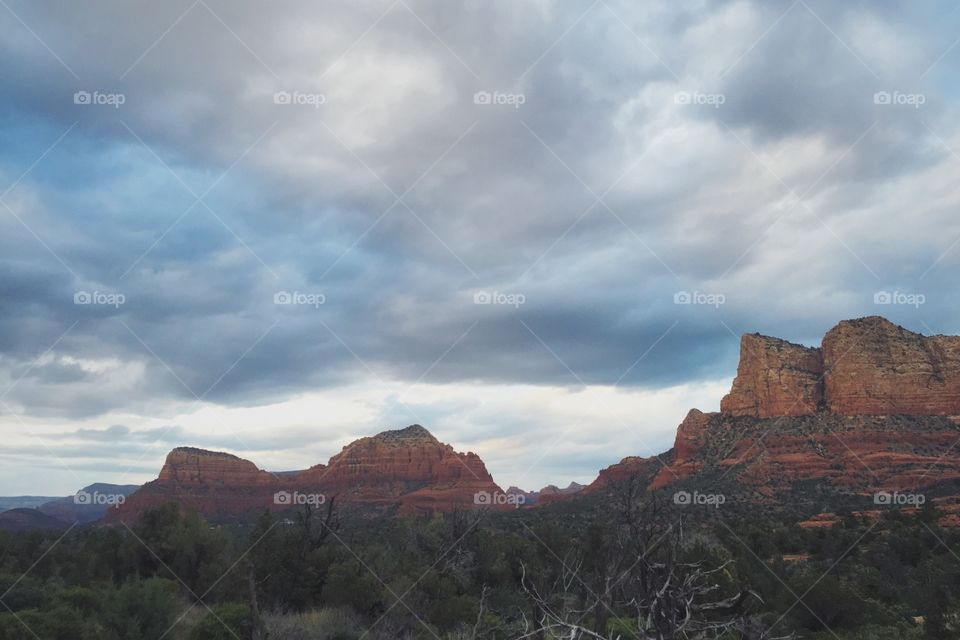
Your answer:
(115, 316), (960, 522)
(588, 317), (960, 512)
(112, 425), (503, 521)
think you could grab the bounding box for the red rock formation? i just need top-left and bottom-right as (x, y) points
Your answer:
(115, 448), (283, 520)
(157, 448), (276, 487)
(588, 318), (960, 521)
(719, 317), (960, 418)
(298, 425), (502, 513)
(112, 317), (960, 525)
(587, 455), (665, 492)
(649, 409), (711, 489)
(823, 317), (960, 416)
(113, 426), (504, 521)
(654, 412), (960, 494)
(720, 335), (822, 417)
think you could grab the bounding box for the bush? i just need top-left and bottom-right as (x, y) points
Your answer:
(263, 608), (363, 640)
(188, 602), (256, 640)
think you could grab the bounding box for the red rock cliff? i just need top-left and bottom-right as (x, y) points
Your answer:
(114, 448), (282, 520)
(719, 317), (960, 418)
(589, 317), (960, 509)
(823, 317), (960, 416)
(720, 335), (823, 417)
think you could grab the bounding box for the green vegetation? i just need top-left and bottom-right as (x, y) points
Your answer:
(0, 491), (958, 639)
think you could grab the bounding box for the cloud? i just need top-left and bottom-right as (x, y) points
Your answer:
(0, 0), (959, 491)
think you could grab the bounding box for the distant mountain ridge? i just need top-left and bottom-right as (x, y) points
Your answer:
(0, 496), (61, 512)
(0, 484), (141, 531)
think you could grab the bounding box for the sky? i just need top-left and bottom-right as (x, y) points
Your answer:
(1, 0), (959, 495)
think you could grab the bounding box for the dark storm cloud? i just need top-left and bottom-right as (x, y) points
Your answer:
(0, 0), (958, 419)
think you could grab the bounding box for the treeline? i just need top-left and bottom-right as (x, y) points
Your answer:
(0, 490), (959, 638)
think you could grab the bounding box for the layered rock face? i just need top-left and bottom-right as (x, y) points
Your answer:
(591, 317), (960, 514)
(651, 412), (960, 495)
(115, 449), (282, 520)
(719, 317), (960, 418)
(299, 425), (500, 512)
(113, 426), (503, 521)
(157, 448), (276, 486)
(720, 336), (823, 417)
(823, 317), (960, 416)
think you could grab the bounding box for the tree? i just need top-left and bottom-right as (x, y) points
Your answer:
(518, 480), (791, 639)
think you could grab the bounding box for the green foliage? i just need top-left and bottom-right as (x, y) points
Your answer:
(321, 561), (383, 614)
(0, 500), (958, 638)
(188, 602), (254, 640)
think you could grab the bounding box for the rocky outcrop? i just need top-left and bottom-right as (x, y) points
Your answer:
(298, 425), (501, 513)
(720, 335), (823, 417)
(587, 454), (667, 492)
(156, 448), (274, 486)
(116, 448), (281, 520)
(108, 317), (960, 525)
(656, 412), (960, 495)
(720, 317), (960, 418)
(649, 409), (711, 489)
(589, 318), (960, 519)
(823, 317), (960, 416)
(113, 425), (504, 521)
